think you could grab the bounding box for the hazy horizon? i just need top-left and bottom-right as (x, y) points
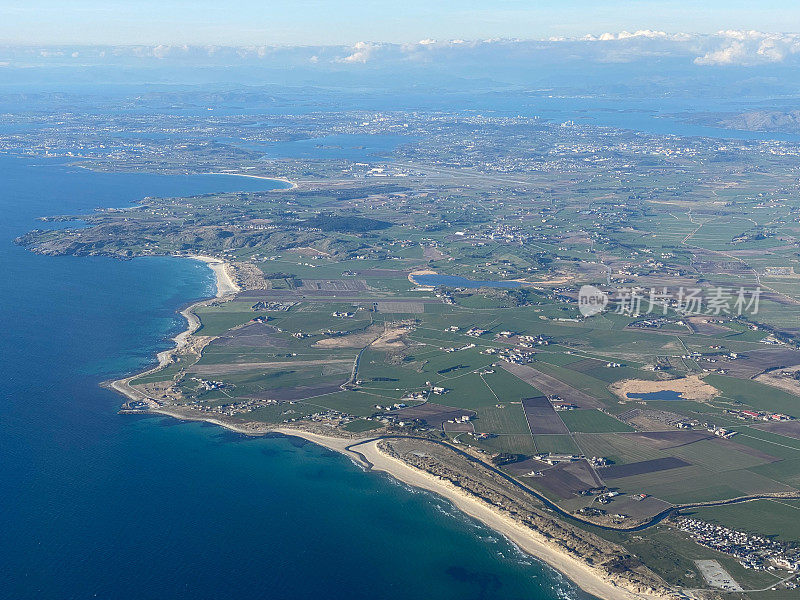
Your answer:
(3, 1), (800, 46)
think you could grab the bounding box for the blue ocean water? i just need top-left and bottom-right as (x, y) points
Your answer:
(0, 156), (595, 600)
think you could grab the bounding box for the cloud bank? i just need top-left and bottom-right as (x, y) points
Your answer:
(3, 31), (800, 68)
(692, 31), (800, 66)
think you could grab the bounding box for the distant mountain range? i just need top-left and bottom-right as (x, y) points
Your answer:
(720, 110), (800, 133)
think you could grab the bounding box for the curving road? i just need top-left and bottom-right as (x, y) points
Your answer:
(344, 434), (800, 533)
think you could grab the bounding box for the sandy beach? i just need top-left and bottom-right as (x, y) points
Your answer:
(108, 255), (237, 401)
(113, 407), (675, 600)
(204, 171), (298, 190)
(264, 430), (675, 600)
(187, 254), (240, 297)
(360, 440), (674, 600)
(108, 257), (676, 600)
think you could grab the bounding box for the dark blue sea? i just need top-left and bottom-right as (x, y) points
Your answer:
(0, 156), (594, 600)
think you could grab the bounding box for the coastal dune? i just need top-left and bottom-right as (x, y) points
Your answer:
(273, 430), (674, 600)
(360, 441), (669, 600)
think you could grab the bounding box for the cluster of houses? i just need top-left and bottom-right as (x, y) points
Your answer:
(732, 409), (795, 422)
(708, 425), (738, 439)
(449, 415), (472, 424)
(270, 407), (370, 427)
(479, 345), (537, 365)
(485, 224), (533, 245)
(190, 377), (230, 392)
(500, 349), (537, 365)
(465, 327), (488, 338)
(677, 517), (800, 572)
(190, 397), (277, 416)
(442, 343), (476, 353)
(331, 311), (355, 318)
(394, 384), (451, 404)
(303, 409), (359, 426)
(533, 452), (582, 466)
(588, 455), (610, 467)
(251, 301), (296, 311)
(516, 334), (550, 347)
(374, 401), (409, 410)
(322, 329), (347, 336)
(629, 317), (677, 330)
(435, 291), (455, 304)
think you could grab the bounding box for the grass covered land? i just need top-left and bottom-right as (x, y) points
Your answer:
(115, 261), (800, 597)
(17, 107), (800, 597)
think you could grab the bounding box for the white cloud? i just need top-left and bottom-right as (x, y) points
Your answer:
(546, 30), (800, 66)
(335, 41), (376, 63)
(581, 30), (689, 42)
(694, 31), (800, 66)
(152, 44), (172, 59)
(10, 32), (800, 70)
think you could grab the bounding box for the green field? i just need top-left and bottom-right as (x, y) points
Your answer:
(559, 409), (634, 433)
(689, 499), (800, 542)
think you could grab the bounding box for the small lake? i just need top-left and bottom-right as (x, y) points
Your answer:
(412, 274), (524, 289)
(626, 390), (685, 401)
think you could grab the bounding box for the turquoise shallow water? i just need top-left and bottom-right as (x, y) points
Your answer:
(0, 157), (595, 600)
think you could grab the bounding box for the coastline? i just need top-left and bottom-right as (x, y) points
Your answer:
(186, 254), (240, 296)
(106, 254), (237, 402)
(203, 171), (298, 190)
(109, 258), (675, 600)
(268, 431), (674, 600)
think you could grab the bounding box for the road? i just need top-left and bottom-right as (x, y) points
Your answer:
(342, 434), (800, 533)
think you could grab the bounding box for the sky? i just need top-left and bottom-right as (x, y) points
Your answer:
(2, 0), (800, 46)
